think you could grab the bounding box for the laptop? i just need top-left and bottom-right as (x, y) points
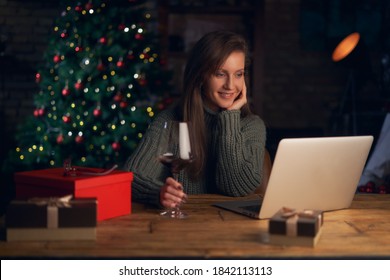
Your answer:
(213, 135), (374, 219)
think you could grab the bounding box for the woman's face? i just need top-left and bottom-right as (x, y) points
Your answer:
(203, 51), (245, 111)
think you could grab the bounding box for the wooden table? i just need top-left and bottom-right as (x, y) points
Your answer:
(1, 194), (390, 259)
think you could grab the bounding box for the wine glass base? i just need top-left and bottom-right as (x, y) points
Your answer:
(160, 209), (188, 219)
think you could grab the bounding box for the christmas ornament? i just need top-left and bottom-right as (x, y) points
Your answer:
(56, 134), (64, 144)
(35, 73), (41, 83)
(97, 61), (105, 71)
(75, 135), (84, 143)
(33, 109), (40, 117)
(62, 86), (70, 96)
(135, 33), (143, 40)
(113, 94), (122, 102)
(38, 108), (45, 116)
(74, 80), (83, 91)
(93, 108), (102, 117)
(63, 115), (71, 123)
(75, 4), (82, 12)
(60, 31), (68, 39)
(127, 51), (135, 60)
(99, 37), (107, 44)
(119, 101), (128, 108)
(85, 2), (93, 11)
(138, 78), (147, 86)
(116, 58), (124, 68)
(53, 55), (61, 63)
(112, 142), (121, 151)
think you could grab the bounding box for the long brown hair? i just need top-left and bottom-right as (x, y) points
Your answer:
(177, 30), (252, 177)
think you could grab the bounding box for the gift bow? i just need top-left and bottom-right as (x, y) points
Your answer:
(28, 195), (73, 208)
(281, 207), (317, 219)
(280, 207), (318, 236)
(28, 195), (73, 228)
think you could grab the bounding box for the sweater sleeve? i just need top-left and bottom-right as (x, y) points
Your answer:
(124, 111), (173, 207)
(215, 110), (266, 196)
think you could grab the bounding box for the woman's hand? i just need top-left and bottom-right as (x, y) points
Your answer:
(160, 177), (187, 209)
(227, 82), (247, 111)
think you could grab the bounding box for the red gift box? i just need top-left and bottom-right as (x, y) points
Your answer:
(14, 167), (133, 221)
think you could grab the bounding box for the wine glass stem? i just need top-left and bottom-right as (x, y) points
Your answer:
(172, 172), (181, 218)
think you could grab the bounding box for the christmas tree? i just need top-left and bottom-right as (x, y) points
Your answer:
(5, 0), (172, 172)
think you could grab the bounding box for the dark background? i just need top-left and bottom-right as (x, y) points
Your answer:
(1, 0), (389, 183)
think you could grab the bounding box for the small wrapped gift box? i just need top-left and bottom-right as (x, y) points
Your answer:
(14, 167), (133, 221)
(6, 196), (97, 241)
(268, 207), (323, 247)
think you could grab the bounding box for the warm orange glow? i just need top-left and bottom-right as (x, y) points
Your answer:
(332, 32), (360, 62)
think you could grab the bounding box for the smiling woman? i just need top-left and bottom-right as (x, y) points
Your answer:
(125, 31), (267, 210)
(203, 51), (246, 112)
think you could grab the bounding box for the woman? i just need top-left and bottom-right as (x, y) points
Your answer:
(125, 30), (266, 209)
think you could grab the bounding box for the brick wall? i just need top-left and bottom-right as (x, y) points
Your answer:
(261, 0), (383, 146)
(0, 0), (62, 163)
(262, 0), (343, 131)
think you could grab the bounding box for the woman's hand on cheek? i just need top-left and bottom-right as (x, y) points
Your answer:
(227, 82), (247, 111)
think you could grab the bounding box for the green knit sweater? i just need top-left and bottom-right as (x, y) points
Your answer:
(124, 107), (266, 207)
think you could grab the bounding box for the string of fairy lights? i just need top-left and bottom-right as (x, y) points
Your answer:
(15, 1), (163, 167)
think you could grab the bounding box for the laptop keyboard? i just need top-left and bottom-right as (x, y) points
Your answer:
(239, 204), (261, 213)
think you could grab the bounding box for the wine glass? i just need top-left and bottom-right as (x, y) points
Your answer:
(157, 121), (194, 219)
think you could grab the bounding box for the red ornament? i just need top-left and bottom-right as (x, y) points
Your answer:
(99, 37), (107, 44)
(119, 101), (128, 108)
(93, 108), (102, 117)
(97, 62), (105, 71)
(116, 60), (124, 68)
(138, 78), (147, 86)
(112, 142), (121, 151)
(62, 115), (71, 123)
(74, 80), (83, 91)
(60, 32), (68, 39)
(62, 87), (70, 96)
(38, 108), (45, 116)
(75, 135), (84, 144)
(35, 73), (41, 83)
(113, 94), (122, 102)
(135, 33), (143, 40)
(118, 23), (126, 30)
(75, 46), (82, 52)
(75, 5), (82, 12)
(56, 134), (64, 144)
(85, 2), (93, 10)
(33, 109), (40, 117)
(53, 55), (61, 63)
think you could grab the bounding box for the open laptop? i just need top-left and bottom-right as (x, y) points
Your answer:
(213, 135), (374, 219)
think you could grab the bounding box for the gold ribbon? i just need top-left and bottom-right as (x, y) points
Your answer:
(280, 207), (319, 236)
(28, 195), (73, 228)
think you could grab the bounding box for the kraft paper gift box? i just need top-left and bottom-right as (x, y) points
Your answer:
(268, 207), (324, 247)
(14, 167), (133, 221)
(6, 196), (97, 241)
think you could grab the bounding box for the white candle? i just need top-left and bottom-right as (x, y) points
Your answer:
(179, 122), (191, 159)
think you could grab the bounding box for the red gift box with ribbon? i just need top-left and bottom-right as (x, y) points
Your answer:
(268, 207), (324, 247)
(6, 195), (97, 241)
(14, 166), (133, 221)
